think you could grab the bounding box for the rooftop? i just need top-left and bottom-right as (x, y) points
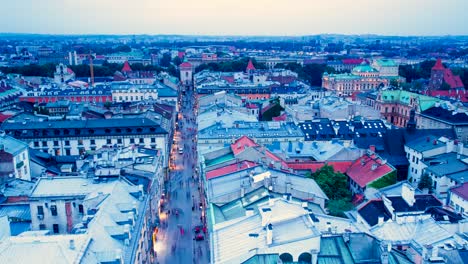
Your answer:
(0, 233), (90, 264)
(420, 106), (468, 125)
(346, 153), (394, 188)
(0, 134), (28, 156)
(199, 121), (304, 140)
(450, 182), (468, 201)
(405, 136), (447, 153)
(30, 176), (122, 198)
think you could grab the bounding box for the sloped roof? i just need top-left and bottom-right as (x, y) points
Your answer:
(179, 61), (192, 68)
(286, 161), (352, 173)
(121, 61), (132, 72)
(246, 59), (256, 71)
(443, 69), (464, 89)
(450, 182), (468, 201)
(346, 153), (394, 188)
(231, 136), (259, 155)
(206, 161), (257, 180)
(432, 58), (445, 70)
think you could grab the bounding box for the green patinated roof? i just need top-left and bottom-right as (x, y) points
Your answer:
(352, 64), (378, 73)
(375, 59), (397, 67)
(205, 153), (235, 167)
(242, 254), (279, 264)
(326, 73), (361, 80)
(381, 90), (440, 112)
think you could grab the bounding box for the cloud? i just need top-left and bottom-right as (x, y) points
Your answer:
(1, 0), (467, 35)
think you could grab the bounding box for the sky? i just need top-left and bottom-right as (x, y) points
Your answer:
(1, 0), (468, 36)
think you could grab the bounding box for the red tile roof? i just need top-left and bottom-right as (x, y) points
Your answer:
(221, 75), (235, 83)
(346, 154), (394, 188)
(432, 58), (445, 70)
(286, 161), (352, 173)
(272, 113), (287, 121)
(443, 69), (465, 89)
(180, 61), (192, 68)
(450, 182), (468, 201)
(425, 89), (468, 102)
(205, 161), (258, 180)
(122, 61), (132, 72)
(231, 136), (259, 155)
(0, 113), (12, 123)
(245, 103), (258, 109)
(67, 68), (75, 74)
(246, 59), (256, 71)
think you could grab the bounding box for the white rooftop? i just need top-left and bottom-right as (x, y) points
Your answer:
(30, 177), (117, 198)
(211, 198), (320, 264)
(0, 234), (90, 264)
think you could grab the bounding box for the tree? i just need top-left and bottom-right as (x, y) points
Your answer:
(418, 174), (433, 193)
(308, 165), (351, 200)
(260, 98), (284, 121)
(173, 56), (182, 66)
(390, 79), (399, 88)
(160, 53), (172, 67)
(306, 165), (353, 217)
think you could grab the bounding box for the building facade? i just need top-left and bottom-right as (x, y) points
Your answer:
(1, 118), (169, 164)
(0, 133), (31, 181)
(111, 82), (159, 103)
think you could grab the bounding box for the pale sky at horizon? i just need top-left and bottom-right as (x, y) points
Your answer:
(1, 0), (468, 36)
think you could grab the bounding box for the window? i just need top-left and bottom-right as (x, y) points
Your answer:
(107, 139), (112, 144)
(42, 141), (48, 147)
(151, 138), (156, 143)
(65, 149), (71, 155)
(37, 205), (44, 215)
(50, 205), (57, 216)
(130, 138), (135, 144)
(78, 204), (84, 214)
(90, 139), (96, 145)
(34, 142), (39, 147)
(53, 224), (59, 234)
(117, 139), (123, 144)
(65, 141), (70, 146)
(139, 138), (144, 144)
(53, 141), (59, 146)
(39, 224), (46, 230)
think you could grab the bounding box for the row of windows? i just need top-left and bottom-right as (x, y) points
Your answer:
(26, 126), (158, 137)
(33, 138), (157, 148)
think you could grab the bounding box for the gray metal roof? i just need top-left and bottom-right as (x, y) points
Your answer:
(0, 134), (28, 155)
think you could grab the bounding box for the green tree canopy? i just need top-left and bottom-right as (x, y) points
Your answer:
(418, 174), (433, 193)
(308, 165), (350, 200)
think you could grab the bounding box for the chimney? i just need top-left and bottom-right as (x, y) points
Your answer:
(401, 183), (416, 207)
(380, 241), (391, 264)
(261, 208), (271, 227)
(433, 140), (437, 145)
(245, 208), (254, 216)
(378, 216), (385, 225)
(69, 239), (75, 250)
(371, 163), (378, 171)
(369, 145), (376, 153)
(266, 223), (273, 246)
(423, 245), (433, 261)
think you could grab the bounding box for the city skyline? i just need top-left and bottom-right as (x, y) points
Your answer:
(2, 0), (468, 36)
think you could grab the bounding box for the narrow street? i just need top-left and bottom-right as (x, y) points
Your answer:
(155, 87), (209, 264)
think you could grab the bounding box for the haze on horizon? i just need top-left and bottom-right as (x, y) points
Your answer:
(1, 0), (468, 36)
